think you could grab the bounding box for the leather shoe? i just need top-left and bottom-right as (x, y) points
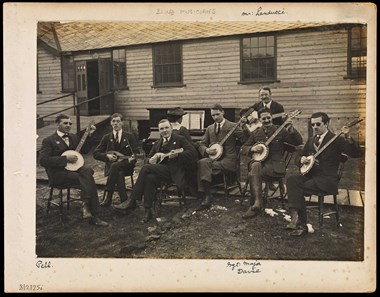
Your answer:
(201, 194), (212, 207)
(89, 216), (109, 227)
(113, 198), (136, 211)
(100, 192), (113, 207)
(82, 204), (93, 219)
(288, 225), (308, 237)
(141, 208), (153, 223)
(242, 206), (262, 219)
(286, 209), (300, 230)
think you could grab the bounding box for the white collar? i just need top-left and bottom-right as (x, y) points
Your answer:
(216, 119), (226, 128)
(57, 130), (67, 138)
(263, 100), (272, 109)
(317, 130), (328, 142)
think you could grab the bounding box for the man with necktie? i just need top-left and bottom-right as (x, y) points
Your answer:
(285, 112), (362, 237)
(196, 103), (246, 210)
(114, 119), (198, 223)
(39, 114), (108, 227)
(93, 113), (140, 207)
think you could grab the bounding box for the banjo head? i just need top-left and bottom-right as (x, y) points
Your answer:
(208, 143), (223, 161)
(300, 155), (315, 175)
(62, 150), (85, 171)
(251, 143), (269, 162)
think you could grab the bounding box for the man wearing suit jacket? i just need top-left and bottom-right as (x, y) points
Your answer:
(114, 119), (198, 223)
(240, 107), (303, 219)
(39, 114), (108, 227)
(93, 113), (140, 207)
(197, 103), (246, 210)
(241, 86), (285, 127)
(286, 112), (362, 237)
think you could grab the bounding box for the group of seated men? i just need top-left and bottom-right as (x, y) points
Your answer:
(39, 86), (362, 237)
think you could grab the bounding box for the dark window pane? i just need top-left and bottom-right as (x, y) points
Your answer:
(348, 26), (367, 78)
(77, 75), (81, 91)
(153, 43), (182, 85)
(267, 36), (274, 47)
(258, 36), (266, 47)
(112, 49), (127, 88)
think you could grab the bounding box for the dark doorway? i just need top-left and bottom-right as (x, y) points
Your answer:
(87, 60), (100, 115)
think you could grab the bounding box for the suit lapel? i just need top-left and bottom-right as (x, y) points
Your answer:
(53, 133), (69, 149)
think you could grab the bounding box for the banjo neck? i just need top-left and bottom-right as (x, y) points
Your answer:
(313, 118), (363, 158)
(75, 121), (95, 152)
(263, 110), (302, 146)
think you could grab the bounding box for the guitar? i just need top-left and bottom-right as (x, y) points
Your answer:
(251, 110), (302, 162)
(208, 108), (255, 161)
(151, 148), (184, 164)
(61, 121), (95, 171)
(300, 118), (363, 175)
(245, 110), (286, 132)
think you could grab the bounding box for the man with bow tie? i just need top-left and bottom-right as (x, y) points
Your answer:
(114, 119), (197, 223)
(285, 112), (362, 237)
(93, 113), (140, 207)
(39, 114), (108, 227)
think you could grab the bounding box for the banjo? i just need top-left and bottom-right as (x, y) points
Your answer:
(208, 108), (255, 161)
(251, 109), (302, 162)
(300, 118), (363, 175)
(61, 121), (95, 171)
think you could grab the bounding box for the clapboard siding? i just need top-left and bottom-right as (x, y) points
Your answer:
(37, 45), (74, 122)
(38, 27), (366, 142)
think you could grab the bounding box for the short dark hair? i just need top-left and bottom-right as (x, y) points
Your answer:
(259, 86), (272, 95)
(311, 112), (330, 124)
(210, 103), (223, 111)
(258, 107), (272, 118)
(111, 113), (123, 121)
(55, 113), (70, 124)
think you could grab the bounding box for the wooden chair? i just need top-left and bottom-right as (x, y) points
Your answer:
(306, 153), (349, 227)
(154, 182), (186, 218)
(240, 143), (297, 208)
(102, 173), (135, 202)
(46, 184), (81, 223)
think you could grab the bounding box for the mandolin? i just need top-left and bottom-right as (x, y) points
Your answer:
(151, 148), (184, 164)
(300, 118), (363, 175)
(251, 110), (302, 162)
(61, 121), (94, 171)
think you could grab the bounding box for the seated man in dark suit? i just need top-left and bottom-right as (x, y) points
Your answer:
(240, 107), (303, 218)
(39, 114), (108, 227)
(93, 113), (140, 207)
(286, 112), (363, 237)
(114, 119), (198, 223)
(196, 103), (246, 210)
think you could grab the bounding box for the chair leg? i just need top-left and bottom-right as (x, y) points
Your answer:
(223, 174), (229, 199)
(47, 187), (54, 213)
(59, 189), (64, 221)
(278, 179), (285, 209)
(67, 188), (71, 210)
(333, 194), (341, 227)
(318, 195), (324, 226)
(263, 182), (269, 208)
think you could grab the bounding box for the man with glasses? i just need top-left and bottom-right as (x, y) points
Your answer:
(93, 113), (140, 207)
(285, 112), (362, 237)
(240, 107), (303, 219)
(39, 114), (109, 227)
(196, 103), (246, 210)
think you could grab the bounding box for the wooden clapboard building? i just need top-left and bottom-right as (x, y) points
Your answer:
(37, 21), (367, 143)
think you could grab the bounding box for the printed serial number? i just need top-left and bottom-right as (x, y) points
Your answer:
(19, 284), (43, 291)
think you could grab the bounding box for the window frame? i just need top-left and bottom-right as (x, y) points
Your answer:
(111, 48), (129, 90)
(346, 25), (367, 79)
(61, 54), (75, 93)
(239, 34), (279, 84)
(152, 42), (185, 88)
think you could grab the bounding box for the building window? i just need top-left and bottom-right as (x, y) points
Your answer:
(348, 26), (367, 78)
(153, 43), (183, 86)
(61, 54), (75, 92)
(241, 35), (276, 82)
(112, 49), (127, 89)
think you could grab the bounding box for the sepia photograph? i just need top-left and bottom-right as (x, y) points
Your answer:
(4, 2), (376, 292)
